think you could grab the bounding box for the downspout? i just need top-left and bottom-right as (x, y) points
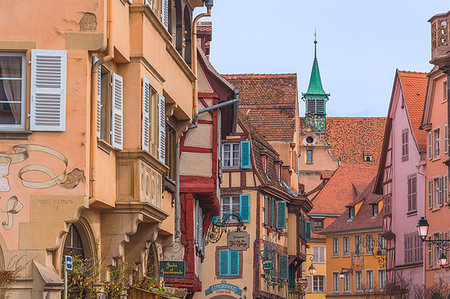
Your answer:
(89, 0), (114, 200)
(175, 142), (181, 239)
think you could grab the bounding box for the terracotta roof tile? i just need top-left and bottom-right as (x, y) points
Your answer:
(310, 164), (378, 215)
(223, 74), (297, 142)
(398, 71), (428, 152)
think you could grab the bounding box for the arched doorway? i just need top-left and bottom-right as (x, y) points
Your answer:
(146, 242), (159, 283)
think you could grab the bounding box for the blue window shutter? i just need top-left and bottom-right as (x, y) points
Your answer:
(240, 140), (251, 169)
(264, 195), (268, 225)
(240, 194), (250, 223)
(230, 251), (239, 276)
(276, 201), (287, 229)
(219, 249), (229, 275)
(305, 221), (311, 241)
(278, 254), (288, 280)
(270, 198), (275, 227)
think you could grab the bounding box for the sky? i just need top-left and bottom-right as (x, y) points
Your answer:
(198, 1), (449, 117)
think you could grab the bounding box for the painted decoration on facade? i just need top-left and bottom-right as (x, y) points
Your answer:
(0, 144), (84, 230)
(205, 280), (242, 296)
(227, 231), (249, 251)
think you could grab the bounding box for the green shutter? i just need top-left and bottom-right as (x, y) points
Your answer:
(240, 194), (250, 223)
(278, 254), (289, 280)
(240, 140), (251, 169)
(219, 249), (229, 276)
(305, 221), (311, 241)
(264, 195), (268, 225)
(276, 201), (287, 230)
(230, 251), (239, 276)
(270, 198), (275, 227)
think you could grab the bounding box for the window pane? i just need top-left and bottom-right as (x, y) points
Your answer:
(0, 56), (22, 78)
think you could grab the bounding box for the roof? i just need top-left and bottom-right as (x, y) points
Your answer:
(300, 117), (386, 165)
(310, 164), (378, 216)
(398, 70), (428, 152)
(321, 179), (383, 234)
(304, 40), (327, 95)
(223, 74), (297, 142)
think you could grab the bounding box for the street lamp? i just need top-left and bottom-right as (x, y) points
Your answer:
(439, 253), (448, 267)
(416, 217), (450, 269)
(416, 217), (429, 241)
(308, 264), (316, 275)
(339, 271), (345, 279)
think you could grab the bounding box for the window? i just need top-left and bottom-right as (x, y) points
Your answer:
(366, 235), (374, 254)
(435, 233), (443, 267)
(309, 275), (325, 293)
(332, 272), (340, 293)
(428, 180), (433, 209)
(223, 143), (240, 167)
(348, 207), (355, 219)
(444, 81), (448, 102)
(355, 271), (363, 291)
(366, 270), (374, 291)
(445, 124), (448, 153)
(313, 219), (323, 232)
(435, 177), (443, 207)
(428, 235), (433, 267)
(311, 245), (326, 264)
(407, 175), (417, 212)
(378, 234), (386, 252)
(99, 66), (112, 142)
(332, 237), (340, 256)
(414, 234), (423, 263)
(221, 196), (240, 221)
(343, 236), (350, 255)
(434, 129), (440, 157)
(194, 200), (204, 253)
(344, 272), (351, 292)
(63, 225), (85, 259)
(355, 235), (362, 254)
(402, 129), (408, 159)
(371, 203), (379, 217)
(165, 124), (177, 181)
(306, 150), (313, 163)
(445, 175), (448, 205)
(378, 270), (386, 290)
(218, 249), (240, 276)
(0, 53), (25, 130)
(428, 131), (433, 159)
(404, 234), (414, 264)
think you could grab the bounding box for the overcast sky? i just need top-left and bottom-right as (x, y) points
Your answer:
(199, 1), (449, 117)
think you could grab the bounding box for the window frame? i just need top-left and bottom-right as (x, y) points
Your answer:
(343, 272), (351, 293)
(407, 174), (417, 213)
(342, 236), (350, 256)
(0, 52), (26, 131)
(222, 142), (240, 168)
(365, 234), (374, 255)
(220, 195), (240, 223)
(378, 269), (386, 291)
(445, 124), (448, 154)
(332, 271), (340, 293)
(313, 219), (323, 232)
(434, 128), (441, 158)
(311, 274), (325, 293)
(355, 270), (363, 292)
(355, 235), (362, 254)
(332, 237), (340, 257)
(366, 269), (374, 291)
(306, 149), (313, 164)
(216, 247), (242, 278)
(443, 80), (448, 103)
(401, 129), (408, 160)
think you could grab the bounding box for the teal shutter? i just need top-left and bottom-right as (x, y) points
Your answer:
(278, 254), (288, 280)
(301, 218), (305, 238)
(276, 201), (287, 230)
(219, 249), (229, 275)
(230, 251), (239, 276)
(270, 198), (275, 227)
(240, 140), (251, 169)
(240, 194), (250, 223)
(264, 195), (268, 225)
(305, 221), (311, 241)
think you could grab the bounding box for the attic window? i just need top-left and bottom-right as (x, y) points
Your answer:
(348, 207), (355, 220)
(364, 153), (373, 162)
(371, 203), (379, 218)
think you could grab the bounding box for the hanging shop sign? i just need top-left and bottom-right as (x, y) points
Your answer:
(227, 231), (250, 251)
(159, 261), (185, 278)
(205, 280), (243, 296)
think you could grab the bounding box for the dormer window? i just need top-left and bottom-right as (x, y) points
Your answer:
(348, 207), (355, 220)
(371, 203), (379, 218)
(363, 152), (373, 162)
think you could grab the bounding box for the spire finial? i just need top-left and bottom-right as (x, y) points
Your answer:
(314, 30), (317, 58)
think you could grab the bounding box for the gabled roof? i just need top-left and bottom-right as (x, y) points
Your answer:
(299, 117), (386, 165)
(398, 70), (428, 152)
(223, 74), (297, 142)
(310, 164), (378, 216)
(321, 179), (383, 234)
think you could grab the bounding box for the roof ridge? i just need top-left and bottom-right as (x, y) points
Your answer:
(398, 70), (428, 75)
(222, 73), (297, 77)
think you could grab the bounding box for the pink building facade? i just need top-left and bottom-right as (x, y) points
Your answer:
(375, 70), (428, 295)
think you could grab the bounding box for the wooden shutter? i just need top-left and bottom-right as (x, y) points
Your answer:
(307, 276), (312, 292)
(445, 175), (448, 205)
(278, 254), (288, 280)
(96, 66), (102, 138)
(428, 180), (433, 209)
(240, 140), (251, 169)
(219, 249), (229, 276)
(111, 73), (123, 149)
(445, 124), (449, 153)
(319, 246), (326, 263)
(230, 251), (239, 276)
(158, 93), (166, 163)
(439, 177), (444, 206)
(428, 132), (433, 159)
(239, 194), (250, 223)
(161, 0), (169, 29)
(312, 246), (319, 263)
(276, 200), (286, 229)
(407, 177), (412, 211)
(306, 221), (311, 241)
(142, 76), (150, 151)
(30, 49), (67, 131)
(264, 195), (268, 225)
(270, 197), (275, 227)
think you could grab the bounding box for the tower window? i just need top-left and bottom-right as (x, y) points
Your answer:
(306, 150), (313, 164)
(306, 136), (314, 144)
(316, 99), (324, 114)
(307, 99), (315, 114)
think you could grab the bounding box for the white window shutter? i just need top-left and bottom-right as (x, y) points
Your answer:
(145, 0), (152, 7)
(161, 0), (169, 29)
(158, 93), (166, 163)
(30, 49), (67, 131)
(97, 66), (102, 138)
(142, 76), (150, 152)
(319, 246), (326, 263)
(111, 73), (123, 150)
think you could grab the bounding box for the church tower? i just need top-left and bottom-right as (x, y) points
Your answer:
(302, 35), (330, 132)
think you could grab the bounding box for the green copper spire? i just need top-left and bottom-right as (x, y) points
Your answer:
(305, 34), (327, 95)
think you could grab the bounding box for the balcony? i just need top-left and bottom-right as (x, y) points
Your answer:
(430, 11), (450, 66)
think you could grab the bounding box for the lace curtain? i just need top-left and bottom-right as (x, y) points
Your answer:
(0, 57), (21, 124)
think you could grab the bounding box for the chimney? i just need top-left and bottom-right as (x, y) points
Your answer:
(281, 165), (291, 184)
(197, 21), (212, 59)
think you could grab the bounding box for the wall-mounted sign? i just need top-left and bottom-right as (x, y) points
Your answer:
(262, 259), (273, 270)
(159, 261), (185, 278)
(205, 280), (243, 296)
(227, 231), (249, 251)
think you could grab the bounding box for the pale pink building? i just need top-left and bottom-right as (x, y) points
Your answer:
(375, 70), (428, 295)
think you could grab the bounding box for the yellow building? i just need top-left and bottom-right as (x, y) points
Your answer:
(320, 180), (387, 298)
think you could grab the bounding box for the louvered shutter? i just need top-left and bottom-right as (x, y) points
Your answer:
(142, 76), (150, 151)
(312, 246), (319, 263)
(270, 197), (275, 227)
(278, 254), (288, 280)
(96, 66), (102, 138)
(307, 276), (312, 292)
(30, 49), (67, 131)
(219, 249), (229, 276)
(240, 140), (251, 169)
(276, 200), (286, 229)
(158, 93), (166, 163)
(111, 73), (123, 149)
(161, 0), (169, 30)
(145, 0), (152, 7)
(195, 200), (200, 246)
(428, 180), (433, 209)
(429, 132), (433, 159)
(239, 194), (250, 223)
(264, 195), (268, 225)
(230, 251), (239, 276)
(319, 246), (326, 263)
(306, 221), (311, 241)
